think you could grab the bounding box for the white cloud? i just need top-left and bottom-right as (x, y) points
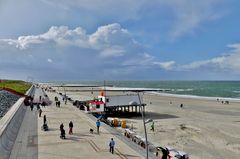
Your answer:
(153, 61), (176, 70)
(1, 23), (132, 55)
(100, 47), (125, 57)
(180, 44), (240, 73)
(1, 23), (239, 80)
(0, 23), (172, 79)
(160, 0), (226, 40)
(47, 58), (53, 63)
(40, 0), (226, 40)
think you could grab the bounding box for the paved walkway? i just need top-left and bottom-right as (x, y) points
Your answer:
(9, 88), (44, 159)
(37, 91), (145, 159)
(8, 88), (148, 159)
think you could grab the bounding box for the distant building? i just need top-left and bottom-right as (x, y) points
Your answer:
(85, 94), (146, 113)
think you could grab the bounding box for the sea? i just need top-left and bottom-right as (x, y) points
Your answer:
(48, 81), (240, 99)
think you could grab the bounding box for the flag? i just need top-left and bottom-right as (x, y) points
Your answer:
(101, 88), (104, 96)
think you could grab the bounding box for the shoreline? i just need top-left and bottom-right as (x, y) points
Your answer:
(146, 91), (240, 102)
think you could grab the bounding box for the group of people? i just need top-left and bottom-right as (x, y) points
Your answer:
(60, 121), (74, 139)
(40, 94), (116, 155)
(55, 96), (64, 107)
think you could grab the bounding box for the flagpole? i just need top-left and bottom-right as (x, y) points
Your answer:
(104, 80), (106, 97)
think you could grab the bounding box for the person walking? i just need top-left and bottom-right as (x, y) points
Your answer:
(96, 120), (100, 134)
(39, 108), (42, 117)
(60, 123), (64, 131)
(150, 121), (155, 132)
(30, 102), (34, 111)
(58, 101), (61, 107)
(65, 98), (67, 104)
(37, 103), (40, 110)
(109, 138), (115, 154)
(60, 123), (66, 139)
(69, 121), (73, 134)
(43, 115), (47, 124)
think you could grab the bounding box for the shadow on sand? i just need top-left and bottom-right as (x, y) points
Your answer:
(105, 111), (179, 120)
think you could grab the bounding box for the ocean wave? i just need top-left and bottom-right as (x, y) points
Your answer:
(233, 91), (240, 93)
(147, 91), (240, 102)
(170, 89), (194, 92)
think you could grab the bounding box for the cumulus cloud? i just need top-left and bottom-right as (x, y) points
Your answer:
(1, 23), (239, 80)
(0, 23), (171, 80)
(41, 0), (227, 40)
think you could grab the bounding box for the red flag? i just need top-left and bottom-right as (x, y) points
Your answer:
(101, 88), (104, 96)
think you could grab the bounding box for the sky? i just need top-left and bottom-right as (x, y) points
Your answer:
(0, 0), (240, 81)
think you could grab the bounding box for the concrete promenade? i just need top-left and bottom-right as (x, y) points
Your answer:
(10, 88), (145, 159)
(9, 88), (42, 159)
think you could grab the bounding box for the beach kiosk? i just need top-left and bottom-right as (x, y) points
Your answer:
(97, 94), (146, 113)
(85, 90), (146, 113)
(88, 101), (105, 113)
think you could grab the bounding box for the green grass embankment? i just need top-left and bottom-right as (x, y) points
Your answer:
(0, 80), (32, 94)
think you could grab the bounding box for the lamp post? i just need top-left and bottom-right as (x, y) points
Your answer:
(62, 83), (66, 95)
(137, 92), (152, 159)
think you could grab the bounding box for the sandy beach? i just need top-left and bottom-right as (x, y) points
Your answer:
(53, 86), (240, 159)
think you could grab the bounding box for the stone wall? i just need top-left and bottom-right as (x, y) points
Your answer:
(0, 85), (35, 159)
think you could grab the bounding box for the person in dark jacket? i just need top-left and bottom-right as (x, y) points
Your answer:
(60, 123), (65, 139)
(69, 121), (73, 134)
(39, 109), (42, 117)
(43, 115), (46, 124)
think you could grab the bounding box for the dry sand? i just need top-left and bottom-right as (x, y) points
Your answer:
(52, 86), (240, 159)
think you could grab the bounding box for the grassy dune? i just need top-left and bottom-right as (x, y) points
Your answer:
(0, 80), (32, 94)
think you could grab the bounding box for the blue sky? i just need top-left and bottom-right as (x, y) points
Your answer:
(0, 0), (240, 81)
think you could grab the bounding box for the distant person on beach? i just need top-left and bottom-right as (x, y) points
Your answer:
(96, 120), (100, 134)
(150, 121), (155, 132)
(180, 104), (183, 108)
(109, 138), (115, 154)
(39, 108), (42, 117)
(39, 96), (42, 102)
(69, 121), (73, 134)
